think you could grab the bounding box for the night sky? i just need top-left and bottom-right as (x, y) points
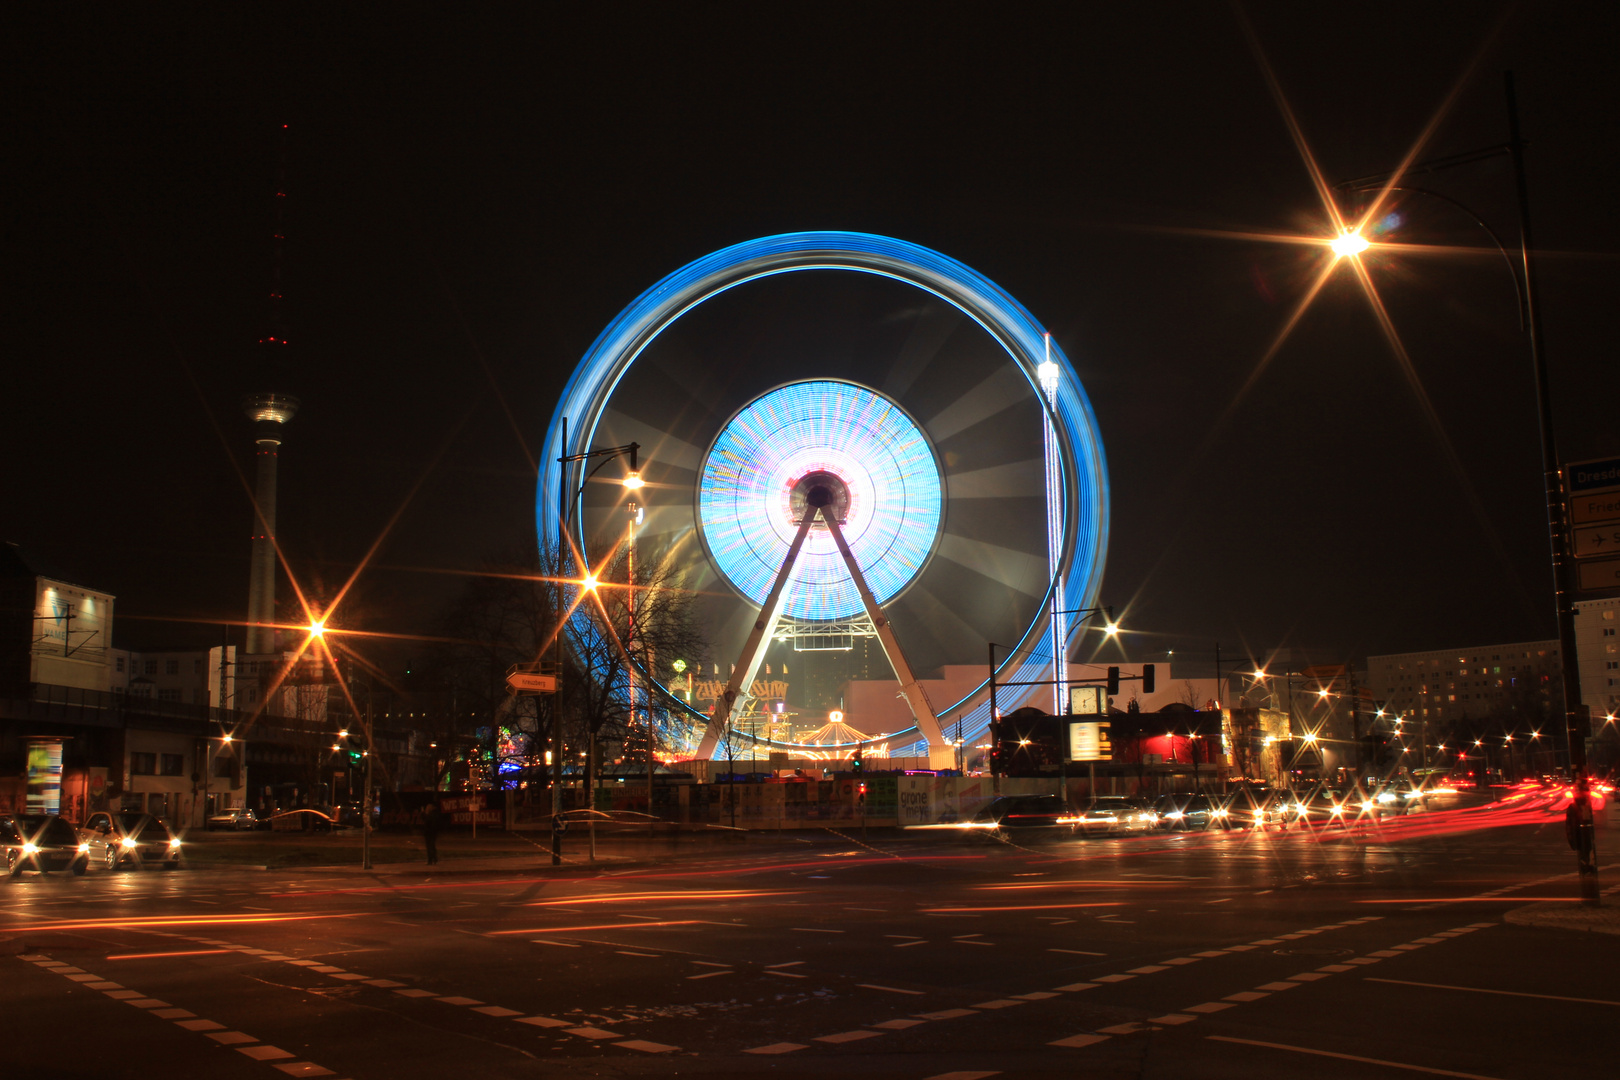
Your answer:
(6, 3), (1618, 673)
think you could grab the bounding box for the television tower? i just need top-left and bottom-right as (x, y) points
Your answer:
(244, 124), (298, 655)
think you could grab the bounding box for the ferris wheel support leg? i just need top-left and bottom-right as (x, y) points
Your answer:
(818, 507), (953, 768)
(694, 511), (820, 762)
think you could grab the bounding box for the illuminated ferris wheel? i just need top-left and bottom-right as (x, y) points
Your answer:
(540, 232), (1108, 765)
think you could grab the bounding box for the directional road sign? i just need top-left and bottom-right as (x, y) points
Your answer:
(505, 671), (557, 694)
(1573, 522), (1620, 559)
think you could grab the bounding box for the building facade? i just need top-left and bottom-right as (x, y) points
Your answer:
(1575, 597), (1620, 723)
(1366, 640), (1562, 729)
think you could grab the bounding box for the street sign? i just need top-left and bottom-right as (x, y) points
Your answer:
(1067, 720), (1111, 763)
(1576, 556), (1620, 593)
(504, 671), (557, 694)
(1573, 522), (1620, 559)
(1570, 489), (1620, 526)
(1568, 456), (1620, 493)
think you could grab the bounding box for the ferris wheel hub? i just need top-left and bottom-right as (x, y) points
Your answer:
(790, 470), (849, 521)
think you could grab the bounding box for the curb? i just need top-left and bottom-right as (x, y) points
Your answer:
(1503, 901), (1620, 936)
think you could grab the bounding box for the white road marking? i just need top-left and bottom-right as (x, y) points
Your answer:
(1050, 1033), (1109, 1048)
(791, 927), (844, 933)
(686, 970), (731, 980)
(915, 1008), (978, 1019)
(744, 1042), (807, 1054)
(860, 983), (925, 995)
(616, 1040), (679, 1053)
(894, 940), (928, 947)
(816, 1030), (883, 1043)
(766, 961), (805, 967)
(1364, 977), (1620, 1007)
(1207, 1035), (1508, 1079)
(1048, 948), (1105, 956)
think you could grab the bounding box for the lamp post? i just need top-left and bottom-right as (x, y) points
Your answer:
(1332, 73), (1596, 901)
(555, 428), (644, 865)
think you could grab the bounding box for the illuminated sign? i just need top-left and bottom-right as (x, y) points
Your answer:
(1067, 721), (1111, 763)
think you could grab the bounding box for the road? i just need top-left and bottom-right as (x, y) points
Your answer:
(4, 806), (1616, 1079)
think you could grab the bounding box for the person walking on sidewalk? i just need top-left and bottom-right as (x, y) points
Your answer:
(422, 800), (442, 865)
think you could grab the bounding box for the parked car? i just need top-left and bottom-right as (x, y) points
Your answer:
(3, 815), (89, 876)
(79, 812), (182, 870)
(971, 794), (1075, 831)
(1075, 797), (1157, 835)
(1153, 793), (1228, 830)
(206, 807), (259, 831)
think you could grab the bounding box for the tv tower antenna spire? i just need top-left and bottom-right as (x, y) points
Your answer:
(244, 123), (299, 655)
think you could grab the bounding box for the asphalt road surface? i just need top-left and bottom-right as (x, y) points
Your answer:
(4, 808), (1617, 1079)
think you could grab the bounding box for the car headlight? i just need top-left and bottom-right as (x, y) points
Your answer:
(22, 843), (39, 855)
(1211, 808), (1228, 817)
(1292, 803), (1305, 813)
(77, 843), (90, 854)
(1166, 811), (1183, 819)
(168, 839), (182, 848)
(1377, 792), (1397, 804)
(121, 837), (139, 848)
(1330, 805), (1344, 815)
(1359, 801), (1374, 811)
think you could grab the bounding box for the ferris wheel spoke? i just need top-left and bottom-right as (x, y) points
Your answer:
(945, 458), (1047, 498)
(921, 363), (1034, 443)
(878, 301), (966, 400)
(932, 534), (1049, 597)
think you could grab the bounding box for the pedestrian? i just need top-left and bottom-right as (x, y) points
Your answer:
(422, 800), (441, 865)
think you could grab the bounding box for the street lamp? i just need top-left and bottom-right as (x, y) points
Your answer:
(1330, 230), (1369, 258)
(554, 436), (646, 863)
(1332, 72), (1596, 899)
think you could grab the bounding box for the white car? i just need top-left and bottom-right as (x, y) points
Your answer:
(1075, 798), (1158, 835)
(206, 807), (259, 831)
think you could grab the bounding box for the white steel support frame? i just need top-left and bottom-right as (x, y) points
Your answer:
(1039, 333), (1068, 714)
(695, 501), (951, 766)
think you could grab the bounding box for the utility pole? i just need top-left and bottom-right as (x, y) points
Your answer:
(362, 686), (373, 871)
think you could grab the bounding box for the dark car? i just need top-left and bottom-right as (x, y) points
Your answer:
(972, 795), (1074, 831)
(79, 811), (183, 870)
(3, 814), (89, 876)
(1154, 793), (1228, 830)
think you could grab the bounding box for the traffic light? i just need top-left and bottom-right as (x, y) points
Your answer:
(346, 733), (364, 767)
(1106, 667), (1120, 695)
(851, 745), (864, 773)
(1141, 664), (1155, 695)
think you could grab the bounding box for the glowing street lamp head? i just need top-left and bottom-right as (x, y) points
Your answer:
(1103, 622), (1120, 637)
(1330, 230), (1369, 258)
(582, 573), (599, 593)
(308, 620), (326, 639)
(621, 470), (645, 490)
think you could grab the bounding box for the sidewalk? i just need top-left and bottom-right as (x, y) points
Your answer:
(1505, 896), (1620, 936)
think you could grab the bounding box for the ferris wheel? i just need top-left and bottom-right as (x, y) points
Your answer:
(540, 232), (1108, 766)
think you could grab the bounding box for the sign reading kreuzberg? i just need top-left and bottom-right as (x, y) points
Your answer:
(1067, 720), (1112, 763)
(505, 671), (557, 694)
(1567, 455), (1620, 593)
